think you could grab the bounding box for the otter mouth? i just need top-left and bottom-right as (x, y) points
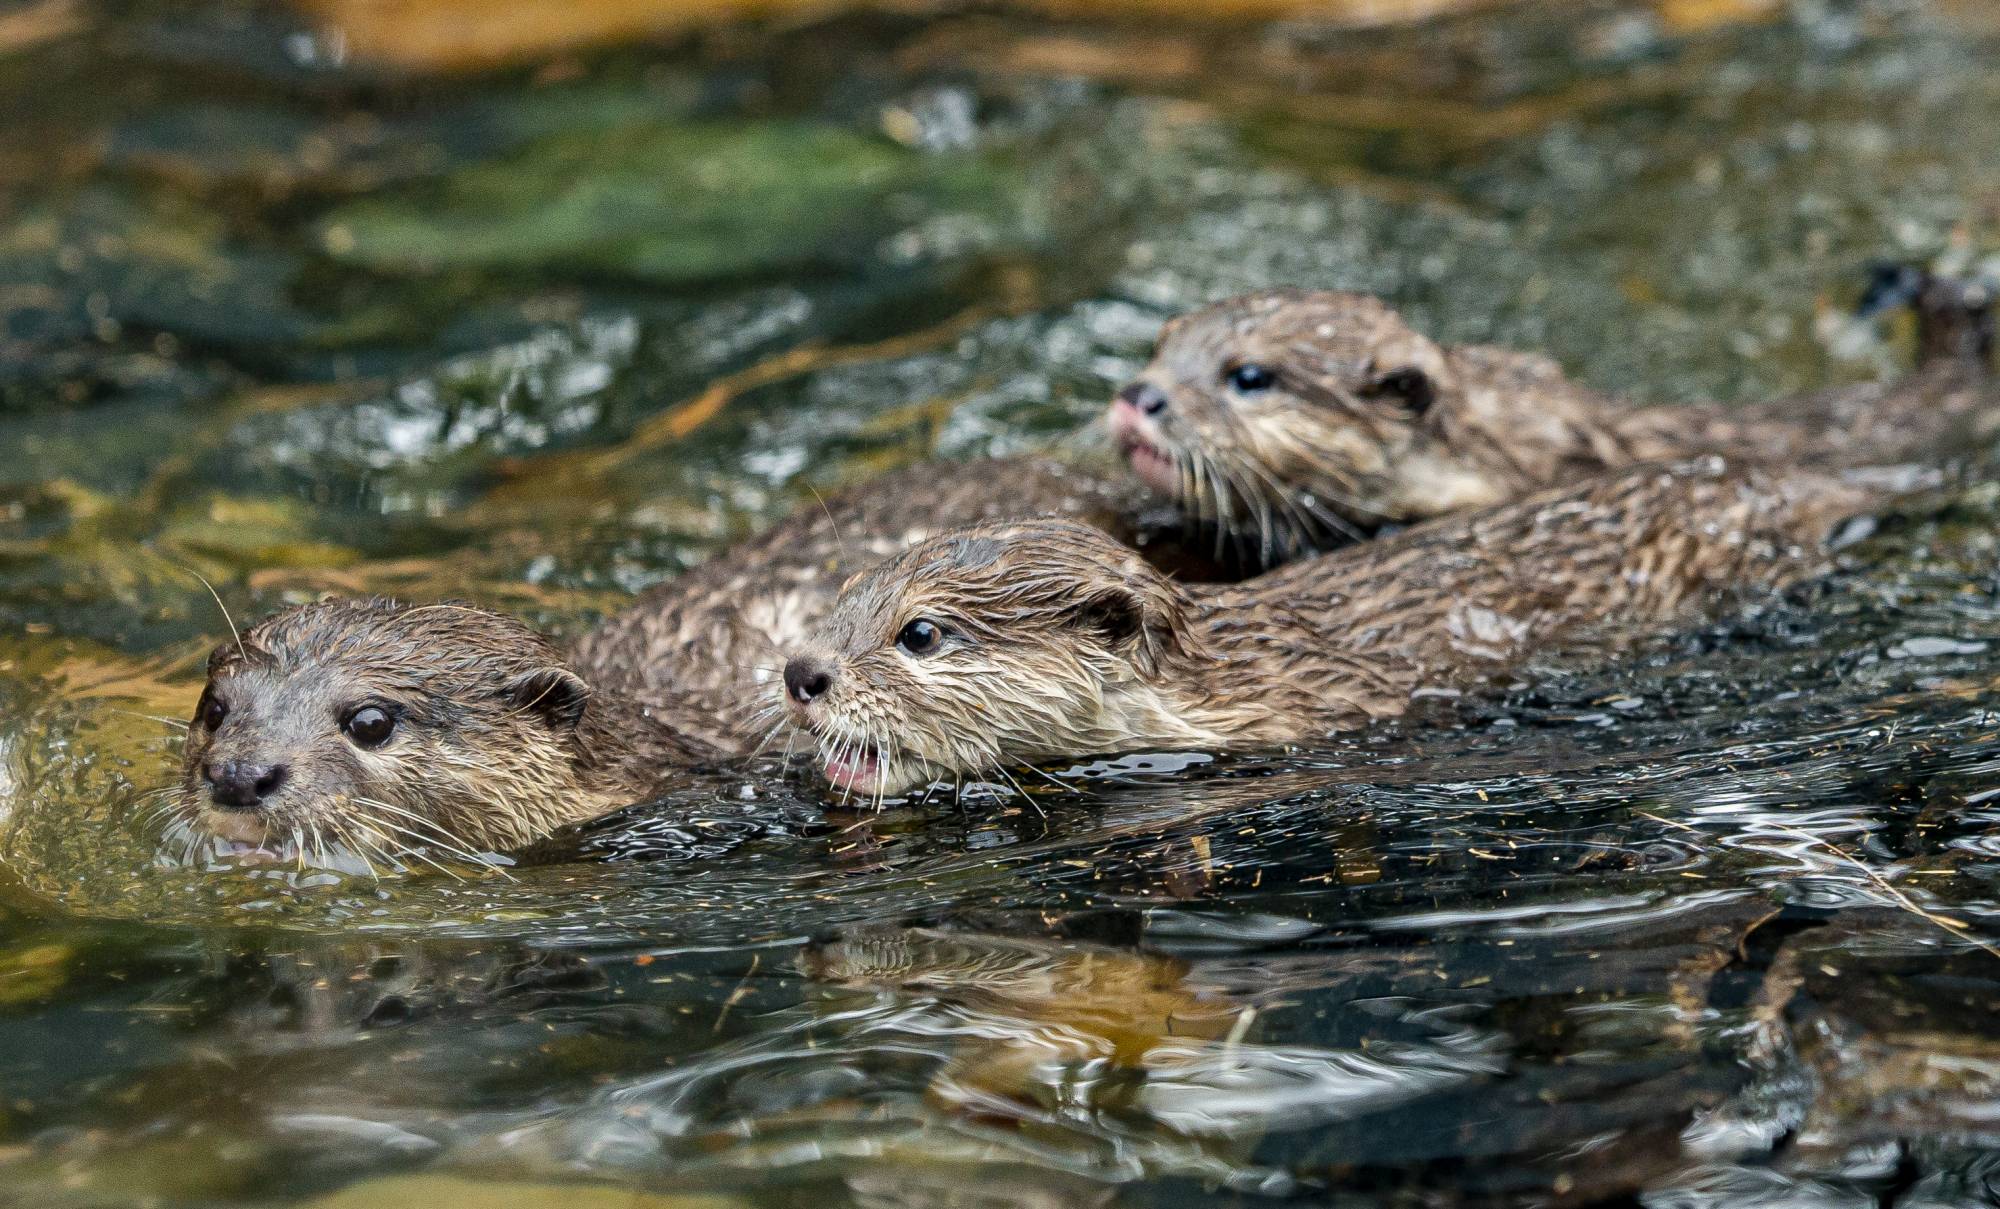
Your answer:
(200, 806), (272, 847)
(808, 733), (940, 802)
(1119, 435), (1180, 497)
(190, 807), (322, 866)
(176, 810), (311, 867)
(1107, 405), (1181, 497)
(822, 745), (883, 793)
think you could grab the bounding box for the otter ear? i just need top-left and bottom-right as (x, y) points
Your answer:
(1063, 582), (1183, 677)
(1066, 587), (1147, 648)
(1362, 365), (1435, 415)
(504, 667), (590, 731)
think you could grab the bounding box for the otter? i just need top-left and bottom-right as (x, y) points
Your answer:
(566, 455), (1182, 743)
(172, 597), (712, 860)
(778, 458), (1874, 800)
(1108, 270), (1994, 561)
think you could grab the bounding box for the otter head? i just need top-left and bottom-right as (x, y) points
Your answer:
(779, 520), (1211, 801)
(174, 597), (607, 863)
(1107, 289), (1456, 553)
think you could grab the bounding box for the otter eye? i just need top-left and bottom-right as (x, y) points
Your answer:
(341, 706), (396, 749)
(895, 619), (945, 656)
(198, 692), (228, 731)
(1225, 363), (1276, 393)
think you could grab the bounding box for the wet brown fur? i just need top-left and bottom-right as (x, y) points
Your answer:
(1121, 285), (1993, 559)
(568, 456), (1173, 747)
(785, 458), (1875, 796)
(170, 464), (1157, 858)
(173, 598), (710, 858)
(173, 281), (1989, 846)
(557, 277), (1997, 753)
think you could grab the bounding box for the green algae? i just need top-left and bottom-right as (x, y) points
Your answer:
(321, 120), (1030, 285)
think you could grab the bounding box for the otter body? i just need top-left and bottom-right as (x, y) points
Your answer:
(779, 458), (1874, 799)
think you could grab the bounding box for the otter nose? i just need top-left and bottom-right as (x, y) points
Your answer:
(784, 658), (833, 706)
(1117, 381), (1170, 417)
(204, 760), (287, 810)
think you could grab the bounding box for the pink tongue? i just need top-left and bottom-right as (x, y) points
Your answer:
(824, 750), (880, 788)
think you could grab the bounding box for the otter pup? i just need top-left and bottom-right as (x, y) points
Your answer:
(1108, 274), (1994, 560)
(778, 459), (1872, 799)
(172, 598), (711, 860)
(567, 454), (1206, 741)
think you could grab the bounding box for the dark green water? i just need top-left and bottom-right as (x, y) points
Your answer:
(5, 0), (2000, 1204)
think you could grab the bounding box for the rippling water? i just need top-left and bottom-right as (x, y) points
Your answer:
(4, 0), (2000, 1205)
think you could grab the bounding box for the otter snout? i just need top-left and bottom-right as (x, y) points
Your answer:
(784, 656), (833, 706)
(204, 759), (288, 811)
(1115, 381), (1170, 418)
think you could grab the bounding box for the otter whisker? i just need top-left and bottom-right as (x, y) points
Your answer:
(1190, 455), (1228, 560)
(1276, 482), (1370, 545)
(325, 814), (386, 880)
(126, 785), (183, 829)
(320, 821), (355, 873)
(140, 798), (197, 836)
(717, 661), (786, 677)
(1177, 455), (1206, 533)
(831, 732), (859, 810)
(1196, 450), (1250, 562)
(175, 564), (248, 663)
(162, 816), (205, 866)
(352, 808), (478, 882)
(308, 819), (333, 872)
(992, 764), (1046, 820)
(805, 483), (850, 568)
(381, 836), (472, 882)
(349, 795), (505, 876)
(1228, 459), (1306, 560)
(110, 710), (191, 732)
(738, 698), (786, 729)
(1209, 455), (1276, 564)
(356, 830), (406, 876)
(873, 729), (894, 813)
(1023, 762), (1079, 795)
(742, 714), (793, 761)
(1208, 456), (1272, 564)
(1241, 452), (1376, 546)
(339, 776), (486, 826)
(1217, 450), (1318, 564)
(341, 805), (427, 873)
